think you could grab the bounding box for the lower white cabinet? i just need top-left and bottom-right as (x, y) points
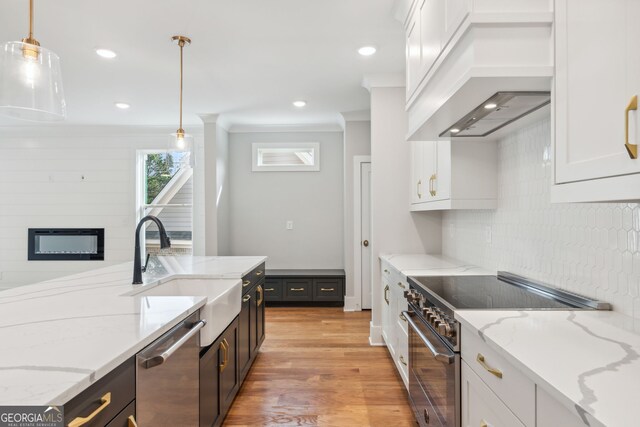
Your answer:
(462, 361), (526, 427)
(536, 386), (585, 427)
(380, 260), (409, 390)
(410, 139), (498, 211)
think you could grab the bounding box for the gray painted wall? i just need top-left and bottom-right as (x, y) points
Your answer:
(228, 131), (344, 269)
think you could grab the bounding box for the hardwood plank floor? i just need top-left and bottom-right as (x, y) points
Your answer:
(223, 307), (416, 427)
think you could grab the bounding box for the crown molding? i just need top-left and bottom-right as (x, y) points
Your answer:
(362, 73), (405, 92)
(228, 123), (343, 134)
(0, 124), (204, 138)
(199, 113), (231, 131)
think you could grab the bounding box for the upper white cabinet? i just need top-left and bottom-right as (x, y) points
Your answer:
(403, 0), (553, 141)
(411, 139), (497, 211)
(552, 0), (640, 202)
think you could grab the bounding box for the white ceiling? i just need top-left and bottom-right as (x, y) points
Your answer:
(0, 0), (405, 128)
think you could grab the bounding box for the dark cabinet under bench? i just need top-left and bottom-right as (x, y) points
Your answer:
(265, 269), (345, 306)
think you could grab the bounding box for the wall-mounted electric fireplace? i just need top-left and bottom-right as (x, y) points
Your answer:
(28, 228), (105, 261)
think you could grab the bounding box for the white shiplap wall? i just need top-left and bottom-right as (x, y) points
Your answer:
(0, 127), (202, 289)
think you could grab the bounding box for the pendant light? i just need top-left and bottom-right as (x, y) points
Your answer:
(170, 35), (192, 150)
(0, 0), (66, 121)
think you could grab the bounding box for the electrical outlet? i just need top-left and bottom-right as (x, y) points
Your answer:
(484, 226), (492, 244)
(286, 220), (294, 230)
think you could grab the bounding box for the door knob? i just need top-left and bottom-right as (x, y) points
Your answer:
(363, 240), (369, 247)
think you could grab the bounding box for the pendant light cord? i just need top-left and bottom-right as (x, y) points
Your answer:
(29, 0), (34, 40)
(179, 41), (184, 131)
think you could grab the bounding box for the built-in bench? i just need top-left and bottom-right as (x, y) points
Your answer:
(264, 269), (345, 307)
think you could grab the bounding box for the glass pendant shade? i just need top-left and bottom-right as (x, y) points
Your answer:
(169, 131), (194, 151)
(0, 41), (66, 121)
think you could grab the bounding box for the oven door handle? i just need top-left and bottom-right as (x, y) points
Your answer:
(402, 311), (454, 365)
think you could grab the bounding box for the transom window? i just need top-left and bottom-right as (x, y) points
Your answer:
(252, 142), (320, 172)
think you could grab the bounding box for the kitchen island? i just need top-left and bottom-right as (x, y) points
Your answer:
(0, 255), (266, 407)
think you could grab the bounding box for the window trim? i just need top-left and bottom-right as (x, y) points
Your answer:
(251, 142), (321, 172)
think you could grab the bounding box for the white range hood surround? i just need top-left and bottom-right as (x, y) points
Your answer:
(404, 0), (553, 141)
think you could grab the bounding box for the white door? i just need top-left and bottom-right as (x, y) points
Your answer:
(360, 162), (372, 309)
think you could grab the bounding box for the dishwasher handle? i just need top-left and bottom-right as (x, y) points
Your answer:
(142, 319), (206, 369)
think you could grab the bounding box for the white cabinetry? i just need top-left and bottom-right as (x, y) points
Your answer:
(536, 386), (585, 427)
(403, 0), (553, 141)
(552, 0), (640, 202)
(410, 140), (498, 211)
(380, 261), (409, 390)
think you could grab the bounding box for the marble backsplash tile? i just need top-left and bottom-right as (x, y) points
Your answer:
(442, 117), (640, 318)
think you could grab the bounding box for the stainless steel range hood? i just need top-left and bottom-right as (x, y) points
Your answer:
(439, 92), (551, 138)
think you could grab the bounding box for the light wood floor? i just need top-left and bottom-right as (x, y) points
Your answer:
(223, 307), (416, 427)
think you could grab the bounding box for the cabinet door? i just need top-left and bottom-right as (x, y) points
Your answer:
(249, 285), (258, 357)
(381, 277), (395, 355)
(555, 0), (640, 184)
(406, 9), (422, 96)
(411, 141), (425, 204)
(219, 321), (239, 416)
(443, 0), (470, 44)
(420, 0), (444, 75)
(200, 344), (221, 427)
(432, 140), (451, 201)
(238, 291), (252, 377)
(255, 283), (265, 348)
(536, 386), (585, 427)
(461, 361), (526, 427)
(422, 141), (438, 201)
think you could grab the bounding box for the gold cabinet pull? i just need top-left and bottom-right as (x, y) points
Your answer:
(480, 420), (488, 427)
(429, 174), (437, 196)
(397, 281), (405, 289)
(399, 313), (407, 322)
(265, 288), (275, 292)
(417, 179), (422, 198)
(255, 270), (263, 276)
(399, 355), (407, 366)
(127, 415), (138, 427)
(384, 284), (390, 305)
(320, 288), (335, 292)
(68, 392), (111, 427)
(242, 280), (251, 287)
(219, 338), (229, 372)
(257, 285), (264, 306)
(476, 353), (503, 379)
(626, 95), (638, 159)
(290, 287), (305, 291)
(383, 269), (389, 273)
(242, 294), (251, 302)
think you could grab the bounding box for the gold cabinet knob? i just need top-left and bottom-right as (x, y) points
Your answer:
(363, 240), (369, 247)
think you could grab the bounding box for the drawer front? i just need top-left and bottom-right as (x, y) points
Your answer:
(312, 278), (343, 301)
(284, 279), (313, 301)
(242, 262), (266, 294)
(395, 325), (409, 390)
(263, 278), (283, 301)
(64, 358), (135, 427)
(462, 361), (526, 427)
(461, 327), (535, 426)
(105, 400), (136, 427)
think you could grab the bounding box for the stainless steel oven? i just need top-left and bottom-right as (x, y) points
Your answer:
(404, 310), (460, 427)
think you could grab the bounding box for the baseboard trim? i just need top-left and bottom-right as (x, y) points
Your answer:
(369, 322), (384, 346)
(343, 296), (361, 312)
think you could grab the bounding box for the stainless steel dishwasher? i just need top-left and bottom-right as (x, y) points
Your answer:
(136, 312), (205, 426)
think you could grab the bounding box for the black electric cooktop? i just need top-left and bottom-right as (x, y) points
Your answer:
(407, 273), (604, 310)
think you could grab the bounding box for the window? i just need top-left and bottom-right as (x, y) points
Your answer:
(136, 150), (193, 256)
(252, 142), (320, 172)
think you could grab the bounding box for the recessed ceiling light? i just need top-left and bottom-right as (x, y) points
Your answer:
(293, 100), (307, 108)
(96, 49), (117, 59)
(450, 128), (460, 134)
(484, 103), (498, 110)
(114, 102), (130, 110)
(358, 46), (377, 56)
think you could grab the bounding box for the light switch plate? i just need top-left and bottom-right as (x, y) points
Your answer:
(286, 220), (294, 230)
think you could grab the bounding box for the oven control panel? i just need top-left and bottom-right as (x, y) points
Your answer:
(404, 288), (459, 348)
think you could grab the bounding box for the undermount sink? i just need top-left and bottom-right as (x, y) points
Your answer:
(130, 278), (242, 347)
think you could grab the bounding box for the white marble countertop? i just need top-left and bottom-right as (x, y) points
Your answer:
(456, 309), (640, 427)
(379, 253), (493, 278)
(0, 255), (266, 406)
